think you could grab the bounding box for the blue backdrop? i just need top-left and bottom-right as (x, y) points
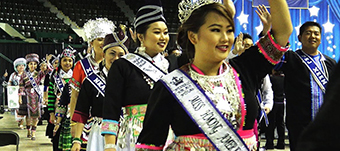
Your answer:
(233, 0), (340, 61)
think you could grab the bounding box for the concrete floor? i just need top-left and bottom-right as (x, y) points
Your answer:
(0, 110), (291, 151)
(0, 111), (52, 151)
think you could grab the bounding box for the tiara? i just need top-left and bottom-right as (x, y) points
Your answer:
(178, 0), (221, 24)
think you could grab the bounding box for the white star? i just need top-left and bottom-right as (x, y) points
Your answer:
(308, 6), (320, 17)
(323, 21), (335, 33)
(255, 22), (263, 36)
(295, 24), (302, 36)
(237, 11), (249, 25)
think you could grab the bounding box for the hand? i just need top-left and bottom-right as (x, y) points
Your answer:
(46, 54), (53, 62)
(3, 71), (8, 77)
(53, 124), (60, 136)
(223, 0), (235, 18)
(255, 5), (272, 34)
(71, 143), (81, 151)
(49, 114), (56, 124)
(264, 107), (271, 114)
(233, 33), (244, 55)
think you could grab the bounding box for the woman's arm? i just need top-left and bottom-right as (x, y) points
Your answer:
(268, 0), (292, 46)
(71, 122), (85, 151)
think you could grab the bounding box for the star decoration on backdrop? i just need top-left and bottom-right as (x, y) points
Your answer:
(308, 6), (320, 17)
(323, 21), (335, 33)
(237, 11), (249, 25)
(295, 24), (302, 36)
(255, 22), (263, 36)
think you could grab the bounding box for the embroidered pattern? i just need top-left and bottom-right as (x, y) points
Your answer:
(70, 78), (81, 92)
(117, 104), (147, 149)
(188, 63), (242, 130)
(257, 31), (289, 64)
(56, 105), (67, 118)
(101, 120), (119, 135)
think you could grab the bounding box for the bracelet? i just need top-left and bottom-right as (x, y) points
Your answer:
(104, 144), (116, 149)
(54, 123), (61, 125)
(70, 122), (77, 126)
(72, 140), (82, 144)
(72, 138), (83, 144)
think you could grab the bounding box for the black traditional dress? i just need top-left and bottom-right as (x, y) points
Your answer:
(136, 32), (288, 150)
(102, 51), (169, 150)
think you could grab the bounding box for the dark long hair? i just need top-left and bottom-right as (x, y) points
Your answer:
(177, 3), (235, 60)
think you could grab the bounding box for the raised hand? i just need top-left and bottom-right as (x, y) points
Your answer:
(232, 33), (245, 55)
(255, 4), (272, 34)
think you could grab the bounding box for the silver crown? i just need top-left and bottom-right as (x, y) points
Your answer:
(178, 0), (221, 24)
(83, 18), (115, 43)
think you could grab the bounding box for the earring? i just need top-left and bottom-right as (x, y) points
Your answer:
(102, 58), (106, 66)
(138, 43), (146, 53)
(91, 47), (95, 58)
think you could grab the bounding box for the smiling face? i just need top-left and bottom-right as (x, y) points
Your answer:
(60, 57), (73, 72)
(190, 11), (234, 64)
(298, 26), (321, 53)
(138, 21), (169, 57)
(16, 64), (25, 73)
(28, 62), (38, 72)
(90, 37), (105, 59)
(104, 46), (126, 70)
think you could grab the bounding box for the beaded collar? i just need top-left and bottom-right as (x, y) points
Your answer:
(188, 62), (242, 130)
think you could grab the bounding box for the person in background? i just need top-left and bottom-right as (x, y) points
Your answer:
(8, 58), (27, 129)
(69, 18), (115, 149)
(0, 70), (8, 117)
(276, 21), (337, 151)
(101, 0), (170, 150)
(19, 53), (50, 140)
(296, 58), (340, 151)
(71, 25), (130, 151)
(265, 69), (286, 149)
(46, 48), (75, 151)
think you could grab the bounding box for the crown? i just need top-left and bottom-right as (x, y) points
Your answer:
(170, 76), (184, 86)
(83, 18), (115, 43)
(61, 46), (77, 60)
(178, 0), (221, 24)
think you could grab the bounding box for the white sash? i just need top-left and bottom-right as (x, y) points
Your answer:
(122, 53), (165, 82)
(296, 50), (329, 93)
(160, 69), (249, 151)
(54, 73), (65, 93)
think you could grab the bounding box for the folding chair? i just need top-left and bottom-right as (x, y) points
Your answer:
(0, 131), (19, 151)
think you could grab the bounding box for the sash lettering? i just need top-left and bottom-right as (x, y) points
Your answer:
(161, 69), (249, 151)
(27, 72), (43, 112)
(80, 58), (106, 96)
(122, 53), (165, 82)
(296, 50), (329, 93)
(54, 74), (65, 93)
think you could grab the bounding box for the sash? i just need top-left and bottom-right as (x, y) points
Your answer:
(80, 58), (106, 97)
(27, 72), (43, 101)
(160, 69), (249, 151)
(296, 50), (329, 93)
(54, 73), (65, 93)
(122, 53), (166, 82)
(257, 90), (269, 126)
